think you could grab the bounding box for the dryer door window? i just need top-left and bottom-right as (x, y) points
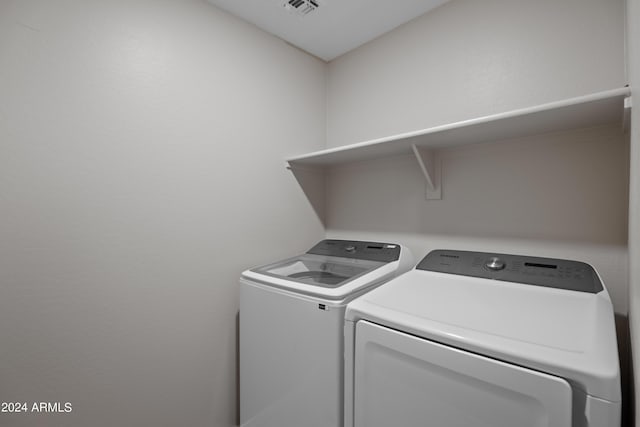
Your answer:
(353, 320), (572, 427)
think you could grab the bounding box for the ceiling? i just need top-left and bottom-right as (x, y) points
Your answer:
(206, 0), (449, 61)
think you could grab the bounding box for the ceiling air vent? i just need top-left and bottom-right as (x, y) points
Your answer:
(283, 0), (319, 16)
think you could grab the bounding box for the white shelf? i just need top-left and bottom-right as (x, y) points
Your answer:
(287, 87), (631, 167)
(286, 87), (631, 214)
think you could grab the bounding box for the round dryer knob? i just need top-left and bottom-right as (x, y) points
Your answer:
(345, 245), (356, 253)
(485, 257), (506, 271)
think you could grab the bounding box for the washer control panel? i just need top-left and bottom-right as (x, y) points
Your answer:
(307, 240), (401, 262)
(416, 250), (603, 293)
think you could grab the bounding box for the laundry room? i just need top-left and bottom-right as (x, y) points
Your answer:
(1, 0), (639, 427)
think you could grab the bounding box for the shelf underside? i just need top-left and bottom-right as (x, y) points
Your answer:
(287, 88), (630, 168)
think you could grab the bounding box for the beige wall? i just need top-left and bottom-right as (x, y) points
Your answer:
(325, 0), (629, 313)
(626, 0), (640, 422)
(0, 1), (325, 426)
(327, 0), (625, 147)
(0, 0), (633, 425)
(326, 125), (629, 313)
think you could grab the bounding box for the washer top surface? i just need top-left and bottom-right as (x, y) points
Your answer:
(242, 240), (412, 300)
(346, 250), (621, 403)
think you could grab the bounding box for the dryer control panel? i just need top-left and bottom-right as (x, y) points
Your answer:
(417, 250), (603, 293)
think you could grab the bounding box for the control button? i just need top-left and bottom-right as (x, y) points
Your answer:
(485, 257), (506, 271)
(344, 245), (357, 253)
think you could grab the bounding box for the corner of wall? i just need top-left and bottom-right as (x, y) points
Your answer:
(625, 0), (640, 424)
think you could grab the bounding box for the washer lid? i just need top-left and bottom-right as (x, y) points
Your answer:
(242, 240), (409, 300)
(252, 253), (384, 288)
(346, 266), (621, 402)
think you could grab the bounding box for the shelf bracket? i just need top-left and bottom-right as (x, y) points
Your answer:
(411, 145), (441, 200)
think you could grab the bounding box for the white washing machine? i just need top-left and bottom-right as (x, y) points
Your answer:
(344, 250), (621, 427)
(240, 239), (414, 427)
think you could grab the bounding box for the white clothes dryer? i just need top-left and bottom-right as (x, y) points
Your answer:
(344, 250), (621, 427)
(240, 239), (413, 427)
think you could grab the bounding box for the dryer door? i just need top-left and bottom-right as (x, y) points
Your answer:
(353, 320), (572, 427)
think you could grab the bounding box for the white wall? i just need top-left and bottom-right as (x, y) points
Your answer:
(0, 1), (325, 426)
(626, 0), (640, 423)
